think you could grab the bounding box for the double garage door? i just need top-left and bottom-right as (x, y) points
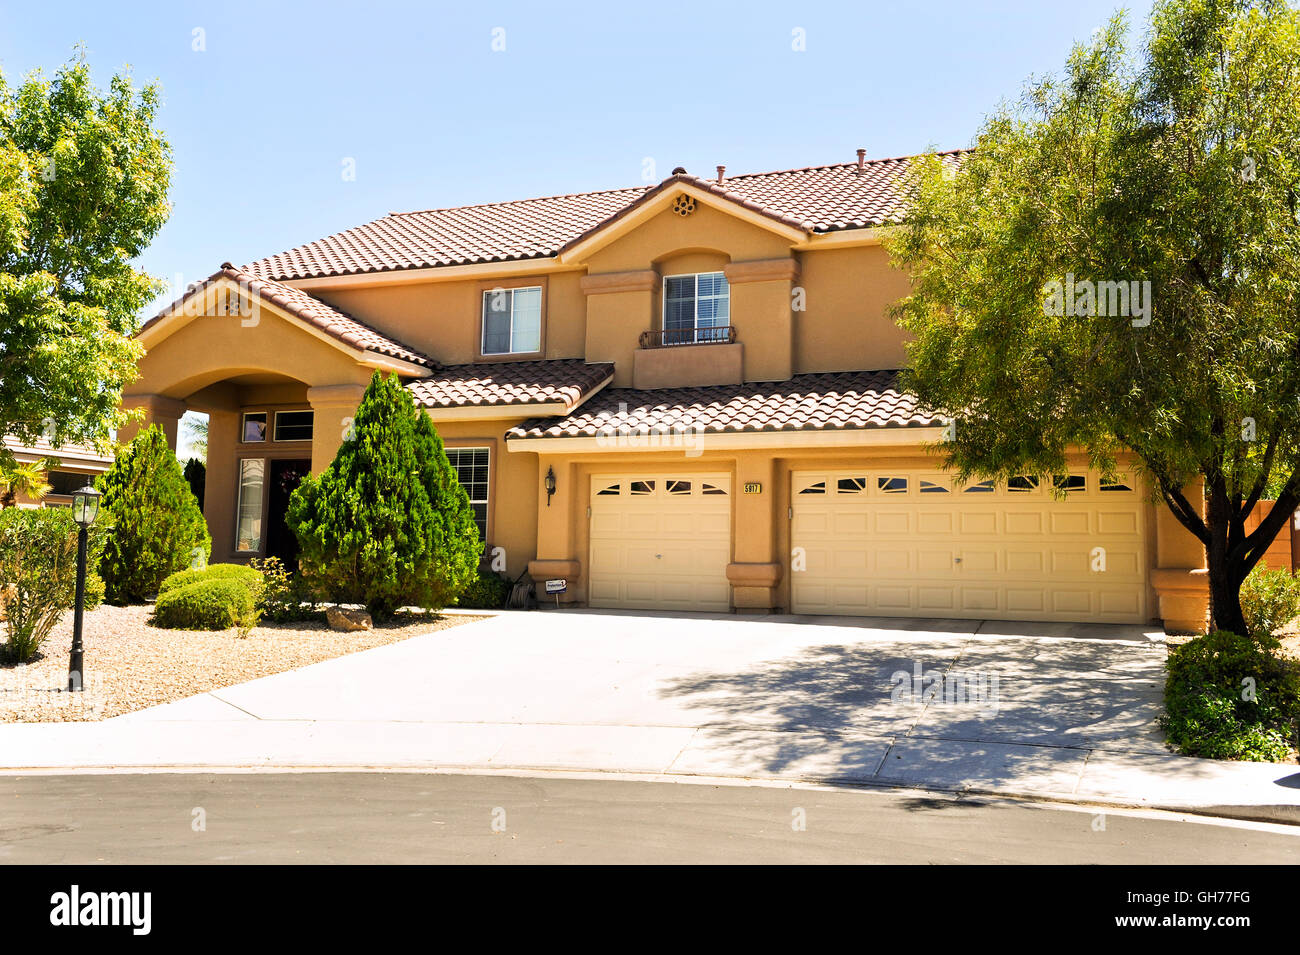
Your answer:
(791, 469), (1148, 623)
(586, 468), (1148, 623)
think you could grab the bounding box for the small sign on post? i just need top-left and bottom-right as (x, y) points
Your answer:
(545, 578), (567, 609)
(743, 482), (762, 494)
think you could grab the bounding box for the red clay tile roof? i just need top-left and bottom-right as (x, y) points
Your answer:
(406, 359), (614, 411)
(505, 370), (943, 440)
(143, 265), (436, 369)
(245, 151), (968, 281)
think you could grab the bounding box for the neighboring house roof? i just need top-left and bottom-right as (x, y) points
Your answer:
(244, 151), (969, 281)
(505, 370), (943, 440)
(142, 265), (437, 369)
(406, 359), (614, 411)
(3, 436), (113, 470)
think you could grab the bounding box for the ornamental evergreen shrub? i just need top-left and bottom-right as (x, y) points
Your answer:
(286, 372), (480, 620)
(98, 426), (210, 604)
(1160, 629), (1300, 761)
(153, 578), (258, 631)
(0, 508), (108, 662)
(183, 458), (206, 511)
(454, 568), (511, 610)
(411, 405), (481, 608)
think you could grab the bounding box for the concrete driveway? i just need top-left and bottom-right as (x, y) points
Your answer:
(3, 609), (1299, 819)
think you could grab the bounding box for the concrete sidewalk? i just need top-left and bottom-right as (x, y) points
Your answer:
(2, 610), (1298, 823)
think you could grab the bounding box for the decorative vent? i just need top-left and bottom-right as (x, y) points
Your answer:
(672, 195), (697, 217)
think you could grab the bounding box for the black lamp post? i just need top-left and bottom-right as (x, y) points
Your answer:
(67, 485), (101, 693)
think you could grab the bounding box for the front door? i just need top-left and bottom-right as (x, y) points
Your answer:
(266, 459), (311, 570)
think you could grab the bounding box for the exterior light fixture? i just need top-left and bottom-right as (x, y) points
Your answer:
(67, 485), (101, 692)
(544, 466), (556, 506)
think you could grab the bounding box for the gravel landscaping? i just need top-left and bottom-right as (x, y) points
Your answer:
(0, 604), (482, 723)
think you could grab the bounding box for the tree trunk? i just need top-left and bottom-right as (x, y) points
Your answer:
(1205, 554), (1248, 635)
(1203, 474), (1250, 635)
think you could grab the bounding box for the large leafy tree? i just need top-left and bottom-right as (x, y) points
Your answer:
(888, 0), (1300, 636)
(0, 53), (170, 468)
(287, 372), (480, 619)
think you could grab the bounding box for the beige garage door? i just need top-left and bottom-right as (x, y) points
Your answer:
(790, 469), (1147, 623)
(588, 474), (732, 611)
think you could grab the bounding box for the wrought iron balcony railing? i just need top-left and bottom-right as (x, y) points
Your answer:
(638, 325), (737, 349)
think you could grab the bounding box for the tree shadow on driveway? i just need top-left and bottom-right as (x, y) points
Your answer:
(656, 636), (1170, 782)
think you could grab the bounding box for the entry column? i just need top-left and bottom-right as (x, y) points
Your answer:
(306, 384), (367, 474)
(727, 451), (783, 611)
(118, 394), (187, 449)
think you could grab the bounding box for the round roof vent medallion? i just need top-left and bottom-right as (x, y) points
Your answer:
(672, 195), (697, 217)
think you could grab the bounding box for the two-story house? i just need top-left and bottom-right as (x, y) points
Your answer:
(125, 150), (1211, 629)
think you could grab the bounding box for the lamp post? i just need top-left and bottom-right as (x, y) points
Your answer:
(67, 485), (101, 693)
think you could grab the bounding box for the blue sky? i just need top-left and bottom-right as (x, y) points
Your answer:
(2, 0), (1156, 306)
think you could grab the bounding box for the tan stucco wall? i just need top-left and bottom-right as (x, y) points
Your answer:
(315, 270), (589, 366)
(795, 244), (912, 373)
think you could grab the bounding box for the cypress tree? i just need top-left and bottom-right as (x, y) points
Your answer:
(412, 407), (481, 608)
(97, 425), (211, 604)
(288, 372), (478, 619)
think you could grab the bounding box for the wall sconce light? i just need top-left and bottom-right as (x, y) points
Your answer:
(544, 466), (556, 506)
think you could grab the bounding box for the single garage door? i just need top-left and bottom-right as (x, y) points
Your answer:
(588, 473), (732, 611)
(790, 468), (1147, 623)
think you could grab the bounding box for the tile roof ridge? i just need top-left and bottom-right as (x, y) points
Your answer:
(380, 149), (970, 218)
(719, 148), (970, 181)
(387, 183), (652, 218)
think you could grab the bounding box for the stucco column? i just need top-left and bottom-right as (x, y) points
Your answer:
(727, 451), (782, 611)
(306, 384), (366, 475)
(119, 394), (187, 450)
(581, 270), (658, 388)
(1151, 477), (1209, 633)
(724, 258), (799, 383)
(528, 454), (581, 602)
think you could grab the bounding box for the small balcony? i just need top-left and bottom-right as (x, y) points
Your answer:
(632, 325), (743, 389)
(638, 325), (738, 349)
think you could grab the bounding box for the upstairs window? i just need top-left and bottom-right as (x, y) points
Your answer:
(664, 272), (729, 344)
(482, 286), (542, 355)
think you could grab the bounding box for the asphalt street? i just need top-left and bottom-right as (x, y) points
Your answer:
(1, 771), (1296, 864)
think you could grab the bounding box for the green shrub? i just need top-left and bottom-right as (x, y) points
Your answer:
(1239, 566), (1300, 644)
(1160, 629), (1300, 761)
(287, 372), (480, 620)
(454, 569), (511, 609)
(0, 508), (108, 662)
(98, 426), (210, 604)
(159, 563), (263, 599)
(153, 578), (259, 632)
(250, 556), (320, 622)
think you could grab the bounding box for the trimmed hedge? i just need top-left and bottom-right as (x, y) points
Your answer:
(159, 563), (263, 598)
(1160, 629), (1300, 761)
(153, 578), (258, 631)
